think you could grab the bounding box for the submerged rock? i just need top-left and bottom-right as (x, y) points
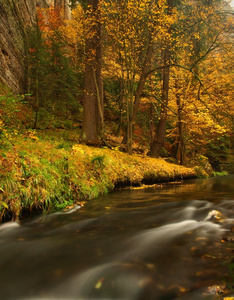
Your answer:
(205, 210), (226, 223)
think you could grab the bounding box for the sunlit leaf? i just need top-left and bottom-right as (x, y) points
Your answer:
(95, 277), (104, 289)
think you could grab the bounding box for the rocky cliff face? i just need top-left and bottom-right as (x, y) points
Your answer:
(0, 0), (36, 93)
(0, 0), (71, 93)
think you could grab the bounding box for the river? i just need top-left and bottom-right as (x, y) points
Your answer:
(0, 176), (233, 300)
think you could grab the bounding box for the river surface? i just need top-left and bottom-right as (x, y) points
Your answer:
(0, 176), (234, 300)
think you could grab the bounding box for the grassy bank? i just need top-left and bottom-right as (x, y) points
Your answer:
(0, 130), (197, 223)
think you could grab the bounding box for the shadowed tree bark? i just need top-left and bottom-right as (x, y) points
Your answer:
(126, 40), (154, 154)
(54, 0), (71, 20)
(121, 36), (155, 154)
(150, 0), (173, 158)
(150, 47), (171, 157)
(82, 0), (103, 144)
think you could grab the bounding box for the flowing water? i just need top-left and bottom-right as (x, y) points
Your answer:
(0, 176), (234, 300)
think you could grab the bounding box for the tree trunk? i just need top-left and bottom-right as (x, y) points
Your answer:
(132, 41), (154, 124)
(116, 79), (124, 137)
(149, 101), (154, 143)
(150, 48), (171, 157)
(83, 56), (98, 142)
(54, 0), (71, 20)
(122, 40), (154, 152)
(82, 0), (103, 144)
(94, 18), (104, 136)
(176, 89), (186, 165)
(150, 0), (173, 158)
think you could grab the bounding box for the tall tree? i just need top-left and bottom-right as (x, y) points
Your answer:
(150, 0), (173, 157)
(82, 0), (103, 143)
(158, 0), (234, 163)
(27, 5), (79, 128)
(54, 0), (71, 20)
(102, 0), (173, 153)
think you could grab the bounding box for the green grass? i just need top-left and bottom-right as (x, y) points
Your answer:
(0, 130), (197, 222)
(214, 171), (229, 177)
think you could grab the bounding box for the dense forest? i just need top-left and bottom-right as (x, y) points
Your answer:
(1, 0), (234, 163)
(0, 0), (233, 220)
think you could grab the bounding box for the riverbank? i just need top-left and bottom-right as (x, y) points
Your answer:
(0, 131), (198, 222)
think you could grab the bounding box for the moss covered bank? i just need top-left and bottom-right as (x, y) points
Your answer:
(0, 132), (198, 223)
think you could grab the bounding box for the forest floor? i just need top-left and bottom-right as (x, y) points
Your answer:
(0, 129), (205, 223)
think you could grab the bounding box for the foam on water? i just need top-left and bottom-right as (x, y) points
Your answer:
(0, 221), (19, 235)
(47, 216), (224, 300)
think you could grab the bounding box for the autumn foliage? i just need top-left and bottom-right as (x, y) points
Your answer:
(1, 0), (234, 166)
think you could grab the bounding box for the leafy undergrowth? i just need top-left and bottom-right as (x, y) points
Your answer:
(0, 131), (196, 223)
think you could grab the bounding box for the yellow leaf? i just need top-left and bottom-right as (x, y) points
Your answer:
(1, 201), (8, 209)
(95, 277), (104, 289)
